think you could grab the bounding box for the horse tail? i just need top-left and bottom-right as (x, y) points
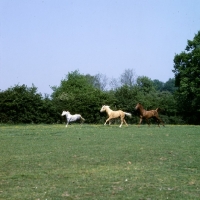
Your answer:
(125, 112), (132, 118)
(81, 116), (85, 121)
(156, 108), (161, 112)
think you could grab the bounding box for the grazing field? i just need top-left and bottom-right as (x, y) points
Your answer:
(0, 124), (200, 200)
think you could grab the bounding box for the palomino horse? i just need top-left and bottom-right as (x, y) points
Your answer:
(100, 105), (132, 127)
(134, 103), (165, 127)
(61, 111), (85, 127)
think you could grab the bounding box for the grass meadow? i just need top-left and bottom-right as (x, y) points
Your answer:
(0, 124), (200, 200)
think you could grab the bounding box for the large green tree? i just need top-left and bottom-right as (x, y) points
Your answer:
(136, 76), (155, 94)
(173, 31), (200, 124)
(51, 70), (109, 123)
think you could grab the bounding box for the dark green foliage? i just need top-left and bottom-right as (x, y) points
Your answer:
(173, 31), (200, 124)
(153, 78), (177, 93)
(0, 69), (185, 124)
(162, 78), (177, 93)
(0, 85), (57, 123)
(153, 79), (164, 91)
(136, 76), (155, 94)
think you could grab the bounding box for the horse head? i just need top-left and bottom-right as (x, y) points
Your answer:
(135, 103), (142, 111)
(61, 111), (70, 116)
(100, 105), (109, 112)
(61, 111), (66, 116)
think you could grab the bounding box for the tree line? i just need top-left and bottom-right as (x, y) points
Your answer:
(0, 31), (199, 125)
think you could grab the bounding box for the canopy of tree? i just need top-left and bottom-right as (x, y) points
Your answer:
(173, 31), (200, 124)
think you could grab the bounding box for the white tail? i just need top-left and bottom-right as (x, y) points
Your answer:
(125, 113), (132, 118)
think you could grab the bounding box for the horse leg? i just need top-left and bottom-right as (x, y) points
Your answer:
(138, 118), (143, 127)
(158, 117), (165, 127)
(123, 119), (128, 126)
(160, 118), (165, 127)
(66, 120), (69, 127)
(104, 117), (111, 125)
(154, 116), (164, 127)
(157, 120), (160, 128)
(157, 119), (161, 127)
(153, 117), (160, 127)
(119, 119), (123, 128)
(80, 117), (85, 125)
(119, 116), (126, 128)
(146, 119), (150, 127)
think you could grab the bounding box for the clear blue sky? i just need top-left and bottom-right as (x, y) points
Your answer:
(1, 0), (200, 95)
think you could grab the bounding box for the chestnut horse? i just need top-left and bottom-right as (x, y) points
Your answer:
(135, 103), (165, 127)
(100, 105), (132, 128)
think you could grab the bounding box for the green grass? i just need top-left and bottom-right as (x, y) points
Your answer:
(0, 124), (200, 199)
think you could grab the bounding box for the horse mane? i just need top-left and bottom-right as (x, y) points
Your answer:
(136, 103), (145, 111)
(138, 103), (144, 109)
(63, 111), (70, 115)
